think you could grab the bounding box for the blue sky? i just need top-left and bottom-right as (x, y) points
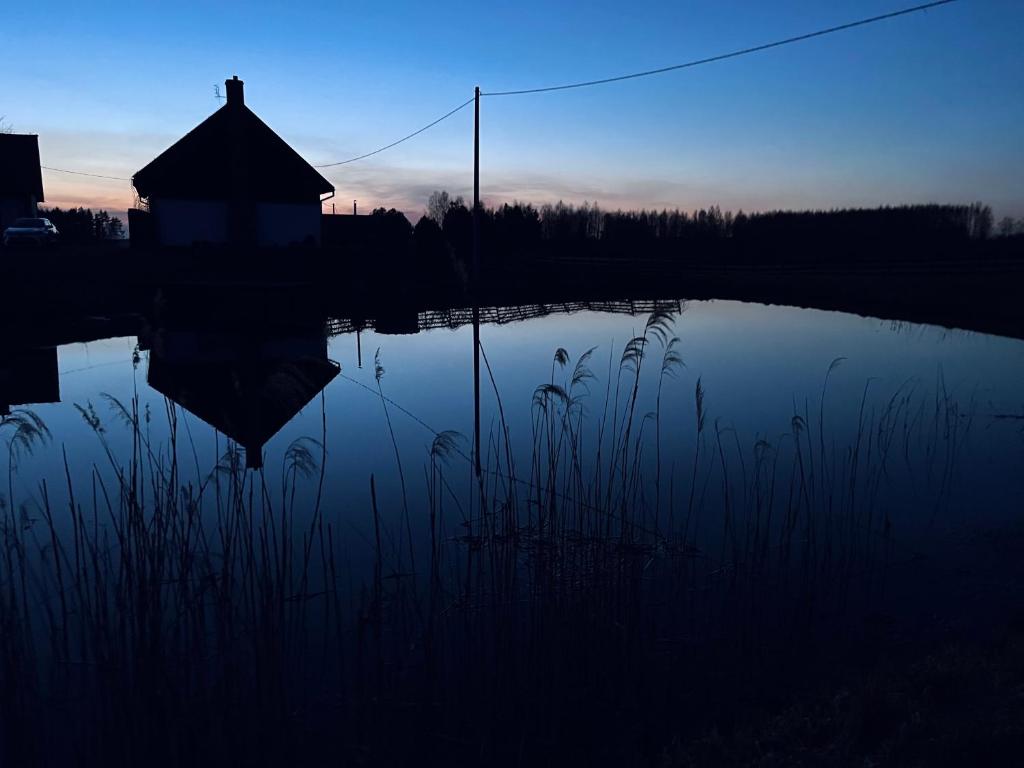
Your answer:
(2, 0), (1021, 220)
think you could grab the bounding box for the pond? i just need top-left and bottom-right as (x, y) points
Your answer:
(11, 295), (1022, 534)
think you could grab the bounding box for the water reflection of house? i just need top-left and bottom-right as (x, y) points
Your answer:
(145, 327), (339, 469)
(130, 76), (334, 248)
(0, 134), (44, 231)
(0, 346), (59, 416)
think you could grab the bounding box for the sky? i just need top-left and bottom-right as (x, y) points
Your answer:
(1, 0), (1022, 222)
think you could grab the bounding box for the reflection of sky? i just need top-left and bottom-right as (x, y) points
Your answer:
(2, 1), (1022, 221)
(13, 301), (1024, 545)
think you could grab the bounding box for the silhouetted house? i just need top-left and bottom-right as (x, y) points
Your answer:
(146, 326), (338, 469)
(0, 346), (59, 417)
(0, 134), (44, 231)
(131, 76), (334, 247)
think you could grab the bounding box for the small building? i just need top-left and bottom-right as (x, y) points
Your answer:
(0, 134), (44, 231)
(131, 76), (334, 248)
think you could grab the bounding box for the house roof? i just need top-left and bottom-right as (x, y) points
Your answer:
(0, 134), (44, 201)
(132, 82), (333, 204)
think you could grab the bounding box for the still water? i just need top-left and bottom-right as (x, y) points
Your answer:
(7, 297), (1024, 562)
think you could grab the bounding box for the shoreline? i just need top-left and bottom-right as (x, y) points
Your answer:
(2, 242), (1022, 342)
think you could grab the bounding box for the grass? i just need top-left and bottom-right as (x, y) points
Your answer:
(0, 310), (1007, 766)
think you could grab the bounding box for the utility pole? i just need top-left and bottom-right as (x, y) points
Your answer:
(472, 85), (481, 476)
(353, 199), (357, 215)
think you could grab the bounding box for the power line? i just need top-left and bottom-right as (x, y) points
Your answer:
(482, 0), (958, 96)
(42, 165), (130, 181)
(35, 1), (958, 178)
(314, 96), (475, 168)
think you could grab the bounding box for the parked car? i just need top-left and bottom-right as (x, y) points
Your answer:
(2, 217), (59, 247)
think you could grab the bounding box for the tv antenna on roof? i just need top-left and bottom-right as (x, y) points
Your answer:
(213, 84), (224, 104)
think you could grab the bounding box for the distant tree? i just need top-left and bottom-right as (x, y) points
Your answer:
(493, 202), (541, 248)
(414, 214), (443, 242)
(93, 210), (110, 239)
(0, 116), (12, 134)
(968, 202), (993, 239)
(441, 199), (472, 257)
(91, 210), (126, 239)
(40, 207), (93, 242)
(998, 216), (1017, 238)
(732, 210), (748, 237)
(39, 206), (126, 241)
(414, 215), (449, 274)
(427, 190), (452, 225)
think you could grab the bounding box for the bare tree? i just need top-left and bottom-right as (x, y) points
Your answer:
(968, 202), (994, 239)
(426, 190), (451, 225)
(0, 116), (13, 134)
(998, 216), (1017, 238)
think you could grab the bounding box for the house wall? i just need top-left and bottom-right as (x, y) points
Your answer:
(0, 196), (37, 231)
(150, 198), (320, 247)
(153, 198), (228, 246)
(254, 202), (321, 246)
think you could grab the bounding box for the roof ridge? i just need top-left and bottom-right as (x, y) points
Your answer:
(132, 102), (333, 202)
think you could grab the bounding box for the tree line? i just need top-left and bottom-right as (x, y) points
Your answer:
(402, 193), (1020, 271)
(39, 207), (125, 242)
(329, 195), (1019, 285)
(423, 192), (1005, 243)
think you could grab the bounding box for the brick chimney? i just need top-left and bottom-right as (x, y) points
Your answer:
(225, 75), (244, 107)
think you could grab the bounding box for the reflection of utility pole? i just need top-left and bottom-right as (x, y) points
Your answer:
(472, 85), (481, 476)
(357, 328), (362, 368)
